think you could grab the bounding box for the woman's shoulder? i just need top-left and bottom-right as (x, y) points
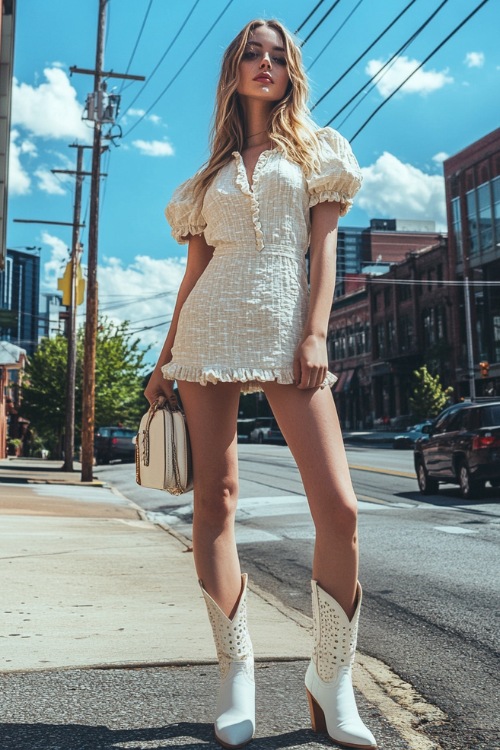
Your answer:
(312, 125), (353, 155)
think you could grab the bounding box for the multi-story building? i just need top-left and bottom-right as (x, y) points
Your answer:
(335, 219), (442, 297)
(329, 238), (450, 428)
(444, 128), (500, 398)
(0, 248), (40, 355)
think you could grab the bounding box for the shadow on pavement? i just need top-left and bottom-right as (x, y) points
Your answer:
(0, 721), (331, 749)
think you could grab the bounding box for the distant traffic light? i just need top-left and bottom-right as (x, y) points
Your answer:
(479, 361), (490, 378)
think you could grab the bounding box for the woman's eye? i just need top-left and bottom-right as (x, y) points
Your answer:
(273, 57), (287, 66)
(242, 51), (258, 60)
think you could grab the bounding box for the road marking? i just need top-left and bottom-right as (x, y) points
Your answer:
(434, 525), (478, 535)
(349, 464), (416, 479)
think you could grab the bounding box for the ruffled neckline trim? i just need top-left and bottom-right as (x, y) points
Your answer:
(232, 150), (278, 252)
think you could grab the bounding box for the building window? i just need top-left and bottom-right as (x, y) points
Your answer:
(375, 324), (385, 358)
(423, 309), (436, 347)
(436, 306), (447, 340)
(466, 189), (479, 256)
(400, 316), (413, 353)
(386, 319), (395, 354)
(477, 181), (493, 252)
(451, 197), (463, 261)
(492, 176), (500, 250)
(397, 282), (411, 303)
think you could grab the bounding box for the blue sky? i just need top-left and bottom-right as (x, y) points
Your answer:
(8, 0), (500, 362)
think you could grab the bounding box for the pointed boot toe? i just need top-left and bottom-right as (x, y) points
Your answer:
(201, 575), (255, 749)
(305, 581), (377, 749)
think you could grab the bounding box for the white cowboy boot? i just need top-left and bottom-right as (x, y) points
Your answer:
(200, 574), (255, 749)
(305, 580), (377, 749)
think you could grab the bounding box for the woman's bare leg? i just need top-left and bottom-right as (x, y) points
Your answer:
(177, 381), (243, 617)
(262, 382), (358, 618)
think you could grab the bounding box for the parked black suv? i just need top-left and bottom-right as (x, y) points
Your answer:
(414, 400), (500, 499)
(95, 426), (136, 464)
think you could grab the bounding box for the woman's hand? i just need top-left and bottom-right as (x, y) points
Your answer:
(293, 334), (328, 389)
(144, 365), (175, 406)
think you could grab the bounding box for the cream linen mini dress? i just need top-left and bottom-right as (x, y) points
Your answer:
(162, 126), (362, 393)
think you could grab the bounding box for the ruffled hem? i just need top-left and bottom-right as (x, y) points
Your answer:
(171, 224), (207, 244)
(308, 190), (353, 216)
(161, 362), (337, 394)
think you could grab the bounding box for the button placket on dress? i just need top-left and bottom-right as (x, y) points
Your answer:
(232, 151), (271, 252)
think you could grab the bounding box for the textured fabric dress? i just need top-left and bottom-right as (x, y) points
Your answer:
(162, 127), (362, 393)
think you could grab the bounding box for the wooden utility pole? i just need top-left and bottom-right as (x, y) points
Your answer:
(72, 0), (145, 481)
(57, 144), (87, 471)
(80, 0), (106, 482)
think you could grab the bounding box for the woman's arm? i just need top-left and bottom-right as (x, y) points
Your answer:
(293, 200), (340, 389)
(144, 233), (214, 403)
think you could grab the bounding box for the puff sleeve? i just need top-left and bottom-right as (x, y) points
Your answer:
(164, 174), (207, 244)
(307, 127), (362, 216)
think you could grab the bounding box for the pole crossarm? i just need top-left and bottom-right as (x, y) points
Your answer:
(70, 65), (145, 81)
(14, 219), (86, 227)
(51, 169), (108, 177)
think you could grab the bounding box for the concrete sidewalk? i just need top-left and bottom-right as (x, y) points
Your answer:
(0, 459), (311, 672)
(0, 459), (443, 749)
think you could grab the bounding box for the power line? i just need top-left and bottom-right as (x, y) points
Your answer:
(350, 0), (491, 142)
(122, 0), (235, 138)
(300, 0), (343, 47)
(328, 0), (449, 128)
(120, 0), (201, 117)
(294, 0), (327, 35)
(311, 0), (418, 111)
(307, 0), (365, 71)
(118, 0), (155, 95)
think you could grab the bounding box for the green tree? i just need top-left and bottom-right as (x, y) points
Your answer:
(409, 365), (453, 420)
(22, 317), (150, 458)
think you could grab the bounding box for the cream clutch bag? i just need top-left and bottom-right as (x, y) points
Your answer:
(136, 397), (193, 495)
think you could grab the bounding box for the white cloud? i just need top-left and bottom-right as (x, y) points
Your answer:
(366, 55), (453, 97)
(40, 240), (187, 362)
(127, 108), (146, 117)
(34, 167), (70, 195)
(464, 51), (484, 68)
(41, 232), (70, 292)
(432, 152), (449, 164)
(8, 130), (31, 195)
(132, 139), (174, 157)
(148, 114), (162, 125)
(97, 255), (186, 359)
(12, 67), (91, 141)
(358, 152), (447, 230)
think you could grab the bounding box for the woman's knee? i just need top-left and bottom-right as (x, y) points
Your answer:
(314, 495), (358, 538)
(194, 474), (239, 526)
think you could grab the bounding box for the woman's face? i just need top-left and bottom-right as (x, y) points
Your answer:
(236, 25), (290, 104)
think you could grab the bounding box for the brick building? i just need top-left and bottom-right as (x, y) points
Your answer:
(443, 128), (500, 398)
(329, 238), (450, 428)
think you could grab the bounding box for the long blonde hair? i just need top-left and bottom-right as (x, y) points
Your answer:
(191, 19), (321, 198)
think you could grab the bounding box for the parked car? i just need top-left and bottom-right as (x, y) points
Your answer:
(414, 400), (500, 499)
(249, 417), (274, 443)
(393, 421), (432, 450)
(250, 417), (286, 445)
(237, 419), (257, 443)
(95, 426), (137, 464)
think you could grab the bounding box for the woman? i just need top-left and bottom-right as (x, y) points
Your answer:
(145, 18), (376, 750)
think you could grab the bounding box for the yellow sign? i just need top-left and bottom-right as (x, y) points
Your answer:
(57, 261), (86, 306)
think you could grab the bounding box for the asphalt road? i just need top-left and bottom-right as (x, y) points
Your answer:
(97, 444), (500, 750)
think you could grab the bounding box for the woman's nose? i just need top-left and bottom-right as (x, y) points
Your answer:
(260, 53), (271, 68)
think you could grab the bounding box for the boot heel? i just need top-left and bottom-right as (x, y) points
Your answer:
(306, 688), (327, 734)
